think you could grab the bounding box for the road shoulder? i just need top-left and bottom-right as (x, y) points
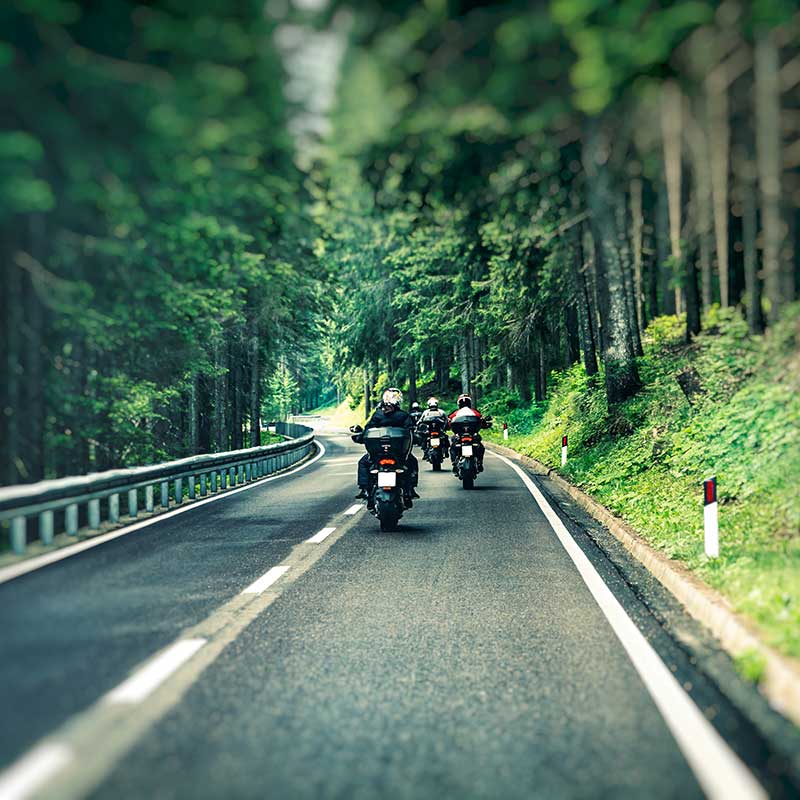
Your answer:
(487, 441), (800, 782)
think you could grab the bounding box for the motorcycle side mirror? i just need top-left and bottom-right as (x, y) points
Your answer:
(349, 425), (363, 433)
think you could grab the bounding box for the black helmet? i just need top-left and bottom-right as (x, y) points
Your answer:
(457, 393), (472, 408)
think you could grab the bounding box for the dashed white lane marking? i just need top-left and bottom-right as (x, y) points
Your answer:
(105, 639), (207, 705)
(344, 504), (364, 516)
(307, 526), (337, 544)
(490, 451), (766, 800)
(241, 565), (291, 595)
(0, 742), (73, 800)
(0, 440), (328, 587)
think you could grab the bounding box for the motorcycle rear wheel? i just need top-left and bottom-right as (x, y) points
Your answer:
(377, 500), (401, 532)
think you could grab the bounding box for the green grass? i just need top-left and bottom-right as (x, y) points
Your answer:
(484, 305), (800, 661)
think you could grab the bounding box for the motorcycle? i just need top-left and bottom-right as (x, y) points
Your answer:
(450, 415), (492, 490)
(417, 419), (448, 472)
(350, 425), (413, 532)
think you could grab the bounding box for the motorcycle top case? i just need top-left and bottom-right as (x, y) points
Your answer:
(363, 426), (413, 457)
(450, 417), (480, 435)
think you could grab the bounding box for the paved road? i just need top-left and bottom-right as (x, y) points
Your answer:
(0, 426), (796, 799)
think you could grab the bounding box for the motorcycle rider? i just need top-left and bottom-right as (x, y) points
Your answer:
(418, 396), (450, 457)
(448, 393), (488, 472)
(409, 401), (423, 428)
(354, 388), (420, 509)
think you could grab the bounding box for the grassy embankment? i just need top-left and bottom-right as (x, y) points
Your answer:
(304, 397), (365, 428)
(482, 306), (800, 670)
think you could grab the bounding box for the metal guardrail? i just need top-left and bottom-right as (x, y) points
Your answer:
(0, 422), (315, 555)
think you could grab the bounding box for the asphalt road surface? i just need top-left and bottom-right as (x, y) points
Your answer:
(0, 424), (796, 800)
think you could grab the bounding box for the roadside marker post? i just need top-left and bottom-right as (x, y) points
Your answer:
(703, 476), (719, 558)
(561, 435), (568, 467)
(503, 422), (509, 441)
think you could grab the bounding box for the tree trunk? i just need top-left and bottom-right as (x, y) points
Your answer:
(364, 368), (372, 418)
(661, 80), (684, 315)
(707, 65), (731, 306)
(213, 338), (226, 452)
(2, 258), (22, 483)
(513, 360), (532, 403)
(190, 373), (199, 454)
(630, 177), (646, 329)
(250, 324), (261, 447)
(435, 347), (448, 394)
(685, 100), (714, 308)
(582, 225), (604, 352)
(407, 356), (417, 405)
(741, 162), (765, 334)
(656, 179), (675, 314)
(685, 251), (702, 341)
(565, 302), (580, 365)
(458, 336), (470, 394)
(755, 29), (786, 322)
(534, 342), (547, 402)
(585, 122), (641, 405)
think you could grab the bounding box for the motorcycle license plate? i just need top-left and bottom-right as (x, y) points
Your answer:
(431, 438), (439, 447)
(461, 445), (474, 456)
(377, 472), (397, 488)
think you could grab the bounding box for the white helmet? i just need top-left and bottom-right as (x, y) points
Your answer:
(382, 387), (403, 408)
(427, 397), (439, 409)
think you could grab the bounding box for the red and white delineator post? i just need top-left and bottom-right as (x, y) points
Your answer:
(703, 476), (719, 558)
(503, 422), (509, 441)
(561, 435), (568, 466)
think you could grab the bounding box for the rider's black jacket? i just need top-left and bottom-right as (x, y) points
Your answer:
(365, 405), (414, 431)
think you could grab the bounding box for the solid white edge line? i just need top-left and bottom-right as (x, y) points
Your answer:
(241, 565), (290, 595)
(344, 504), (364, 516)
(490, 451), (766, 800)
(0, 742), (73, 800)
(0, 440), (327, 587)
(105, 638), (207, 705)
(307, 526), (337, 544)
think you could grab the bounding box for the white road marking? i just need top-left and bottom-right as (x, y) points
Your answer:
(241, 565), (290, 595)
(344, 504), (364, 515)
(490, 451), (766, 800)
(0, 441), (327, 587)
(0, 742), (73, 800)
(105, 639), (207, 705)
(307, 526), (337, 544)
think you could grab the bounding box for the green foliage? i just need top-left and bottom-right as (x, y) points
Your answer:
(734, 649), (768, 685)
(264, 363), (300, 422)
(487, 305), (800, 659)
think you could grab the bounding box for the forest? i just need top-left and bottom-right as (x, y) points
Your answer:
(1, 0), (798, 486)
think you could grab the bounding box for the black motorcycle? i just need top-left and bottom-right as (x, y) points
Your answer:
(450, 415), (492, 490)
(417, 418), (449, 472)
(351, 425), (413, 532)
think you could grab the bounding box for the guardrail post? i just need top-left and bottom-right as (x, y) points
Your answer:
(188, 476), (196, 500)
(174, 477), (183, 504)
(199, 473), (207, 497)
(211, 471), (218, 492)
(220, 469), (227, 489)
(66, 503), (78, 536)
(39, 510), (54, 545)
(245, 463), (252, 481)
(109, 493), (120, 523)
(145, 485), (154, 513)
(88, 499), (100, 530)
(128, 489), (138, 518)
(161, 481), (169, 508)
(229, 467), (236, 487)
(11, 517), (26, 554)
